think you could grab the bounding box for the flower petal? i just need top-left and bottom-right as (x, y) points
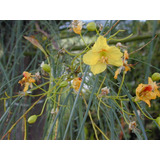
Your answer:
(148, 77), (160, 97)
(148, 77), (154, 86)
(90, 62), (107, 75)
(24, 83), (29, 92)
(144, 100), (151, 107)
(92, 36), (109, 53)
(83, 50), (100, 65)
(114, 67), (122, 79)
(106, 46), (123, 66)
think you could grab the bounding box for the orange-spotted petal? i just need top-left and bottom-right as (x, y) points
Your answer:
(92, 36), (109, 53)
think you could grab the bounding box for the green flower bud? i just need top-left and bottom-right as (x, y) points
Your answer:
(156, 117), (160, 127)
(59, 81), (68, 88)
(151, 72), (160, 81)
(87, 22), (96, 31)
(41, 62), (51, 73)
(28, 115), (37, 124)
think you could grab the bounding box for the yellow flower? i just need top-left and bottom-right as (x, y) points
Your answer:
(135, 77), (160, 107)
(18, 71), (36, 92)
(72, 77), (82, 92)
(114, 50), (132, 79)
(83, 36), (123, 75)
(71, 20), (83, 35)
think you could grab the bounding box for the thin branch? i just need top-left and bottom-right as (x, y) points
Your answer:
(129, 34), (158, 55)
(103, 20), (120, 37)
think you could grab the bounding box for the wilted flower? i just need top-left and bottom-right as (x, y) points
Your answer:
(35, 71), (41, 81)
(51, 108), (58, 115)
(72, 77), (82, 92)
(116, 42), (127, 49)
(99, 86), (110, 97)
(135, 77), (160, 107)
(71, 20), (83, 35)
(114, 50), (132, 79)
(83, 36), (123, 75)
(18, 71), (36, 92)
(129, 121), (136, 131)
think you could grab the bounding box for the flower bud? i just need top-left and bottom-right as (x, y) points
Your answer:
(41, 62), (51, 73)
(156, 117), (160, 127)
(28, 115), (37, 124)
(151, 72), (160, 81)
(59, 81), (68, 88)
(87, 22), (96, 31)
(116, 42), (122, 48)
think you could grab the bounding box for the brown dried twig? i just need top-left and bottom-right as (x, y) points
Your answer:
(129, 34), (158, 55)
(103, 20), (120, 37)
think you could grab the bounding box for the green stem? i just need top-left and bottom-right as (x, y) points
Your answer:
(117, 71), (125, 96)
(108, 30), (125, 40)
(80, 33), (89, 49)
(135, 102), (155, 121)
(95, 28), (100, 36)
(109, 33), (133, 42)
(37, 98), (48, 117)
(120, 101), (130, 125)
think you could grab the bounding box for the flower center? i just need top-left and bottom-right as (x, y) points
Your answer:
(100, 56), (108, 63)
(139, 85), (153, 97)
(143, 85), (153, 92)
(98, 49), (108, 63)
(99, 49), (107, 56)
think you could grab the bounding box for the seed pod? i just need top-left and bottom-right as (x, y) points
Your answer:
(151, 72), (160, 81)
(28, 115), (37, 124)
(87, 22), (96, 31)
(41, 62), (51, 73)
(59, 81), (68, 88)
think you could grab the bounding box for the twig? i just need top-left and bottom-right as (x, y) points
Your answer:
(103, 20), (120, 37)
(35, 22), (59, 50)
(23, 115), (27, 140)
(129, 34), (158, 55)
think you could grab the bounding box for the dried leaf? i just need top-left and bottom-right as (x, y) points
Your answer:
(24, 36), (46, 53)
